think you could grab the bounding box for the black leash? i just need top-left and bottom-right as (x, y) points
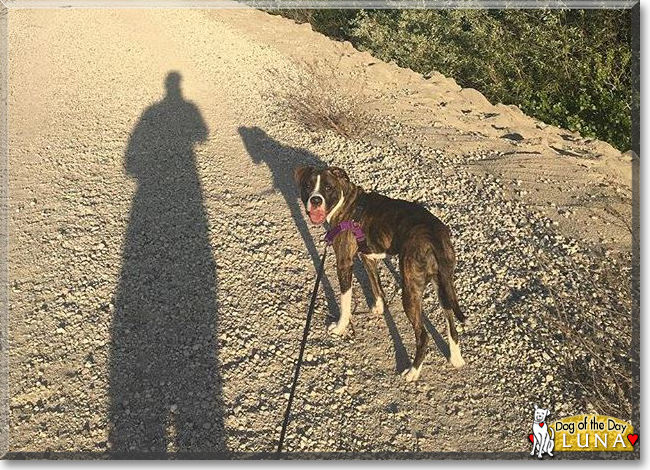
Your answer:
(276, 245), (328, 456)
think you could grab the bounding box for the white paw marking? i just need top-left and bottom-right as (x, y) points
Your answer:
(328, 322), (345, 335)
(449, 337), (465, 368)
(449, 352), (466, 368)
(447, 318), (465, 368)
(328, 289), (351, 335)
(401, 366), (422, 382)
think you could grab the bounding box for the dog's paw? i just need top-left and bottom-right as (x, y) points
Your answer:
(449, 353), (466, 368)
(327, 322), (346, 335)
(370, 299), (384, 316)
(401, 366), (422, 383)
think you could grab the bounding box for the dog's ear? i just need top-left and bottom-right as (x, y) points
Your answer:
(294, 166), (313, 186)
(545, 410), (551, 418)
(534, 404), (538, 410)
(329, 166), (350, 182)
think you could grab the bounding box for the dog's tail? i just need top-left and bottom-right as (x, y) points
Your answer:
(438, 270), (465, 322)
(434, 236), (465, 322)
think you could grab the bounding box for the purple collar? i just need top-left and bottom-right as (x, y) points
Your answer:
(324, 220), (369, 253)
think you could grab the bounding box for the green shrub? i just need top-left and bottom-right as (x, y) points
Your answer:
(272, 9), (632, 151)
(269, 9), (358, 39)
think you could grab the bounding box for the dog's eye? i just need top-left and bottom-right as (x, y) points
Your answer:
(325, 184), (333, 191)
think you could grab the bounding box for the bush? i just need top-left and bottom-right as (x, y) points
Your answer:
(269, 9), (358, 39)
(273, 9), (632, 151)
(266, 58), (373, 138)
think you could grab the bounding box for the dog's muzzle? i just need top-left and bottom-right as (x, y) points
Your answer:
(307, 194), (326, 225)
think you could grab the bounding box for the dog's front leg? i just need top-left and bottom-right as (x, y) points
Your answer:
(538, 434), (547, 459)
(530, 436), (538, 456)
(328, 243), (354, 335)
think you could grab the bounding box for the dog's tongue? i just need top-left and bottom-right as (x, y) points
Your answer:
(309, 208), (326, 225)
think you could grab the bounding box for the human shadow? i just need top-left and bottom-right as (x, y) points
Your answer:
(109, 72), (225, 455)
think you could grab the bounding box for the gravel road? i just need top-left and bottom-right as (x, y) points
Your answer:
(5, 8), (636, 457)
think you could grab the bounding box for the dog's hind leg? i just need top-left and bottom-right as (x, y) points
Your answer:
(360, 255), (386, 316)
(437, 269), (465, 368)
(400, 257), (429, 382)
(547, 429), (555, 457)
(443, 307), (465, 368)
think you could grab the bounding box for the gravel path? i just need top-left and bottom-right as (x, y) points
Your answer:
(5, 8), (635, 456)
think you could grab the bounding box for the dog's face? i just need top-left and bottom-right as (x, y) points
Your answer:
(294, 166), (350, 225)
(534, 405), (550, 423)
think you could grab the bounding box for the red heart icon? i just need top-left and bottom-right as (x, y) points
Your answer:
(628, 434), (638, 446)
(539, 423), (544, 427)
(528, 434), (534, 443)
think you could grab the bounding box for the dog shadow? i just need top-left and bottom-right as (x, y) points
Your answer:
(238, 126), (339, 321)
(352, 260), (411, 373)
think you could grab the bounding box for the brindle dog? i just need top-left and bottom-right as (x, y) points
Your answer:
(294, 165), (466, 382)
